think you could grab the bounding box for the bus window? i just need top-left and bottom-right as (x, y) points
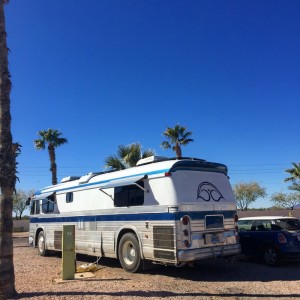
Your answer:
(30, 200), (40, 215)
(114, 181), (144, 207)
(66, 192), (73, 203)
(42, 198), (55, 213)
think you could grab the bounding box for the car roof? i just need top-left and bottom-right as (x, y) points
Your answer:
(238, 216), (297, 221)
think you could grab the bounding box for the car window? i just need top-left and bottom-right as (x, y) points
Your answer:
(250, 220), (272, 231)
(257, 220), (271, 231)
(238, 218), (300, 231)
(270, 222), (282, 231)
(238, 220), (252, 231)
(275, 219), (300, 231)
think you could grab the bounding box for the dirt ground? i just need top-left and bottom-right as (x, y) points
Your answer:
(11, 234), (300, 300)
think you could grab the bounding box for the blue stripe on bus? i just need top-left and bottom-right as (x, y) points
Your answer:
(30, 210), (236, 224)
(35, 168), (170, 195)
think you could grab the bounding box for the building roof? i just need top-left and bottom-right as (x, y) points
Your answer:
(239, 216), (297, 221)
(238, 209), (300, 219)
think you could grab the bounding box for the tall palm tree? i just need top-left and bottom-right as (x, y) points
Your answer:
(285, 162), (300, 192)
(161, 124), (193, 158)
(105, 143), (155, 170)
(0, 0), (18, 297)
(34, 129), (68, 185)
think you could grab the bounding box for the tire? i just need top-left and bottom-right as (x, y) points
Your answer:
(262, 246), (280, 266)
(118, 233), (143, 273)
(37, 231), (48, 256)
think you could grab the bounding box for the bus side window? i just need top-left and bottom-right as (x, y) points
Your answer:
(114, 186), (128, 207)
(129, 181), (144, 206)
(36, 201), (40, 214)
(66, 192), (73, 203)
(42, 197), (55, 213)
(30, 202), (35, 215)
(114, 182), (144, 207)
(30, 200), (40, 215)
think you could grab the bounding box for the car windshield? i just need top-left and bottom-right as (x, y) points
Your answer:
(275, 218), (300, 231)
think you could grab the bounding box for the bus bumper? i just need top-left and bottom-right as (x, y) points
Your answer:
(177, 243), (241, 262)
(28, 236), (34, 246)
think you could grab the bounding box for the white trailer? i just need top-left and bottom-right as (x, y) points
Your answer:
(28, 156), (241, 272)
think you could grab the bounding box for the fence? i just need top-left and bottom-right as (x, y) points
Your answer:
(13, 220), (29, 232)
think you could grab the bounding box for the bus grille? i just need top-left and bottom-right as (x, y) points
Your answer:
(153, 226), (174, 249)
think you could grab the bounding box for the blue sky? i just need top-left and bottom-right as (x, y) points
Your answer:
(5, 0), (300, 208)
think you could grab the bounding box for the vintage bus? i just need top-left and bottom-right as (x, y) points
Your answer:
(28, 156), (241, 272)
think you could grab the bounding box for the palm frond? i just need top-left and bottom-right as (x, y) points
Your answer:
(104, 155), (125, 170)
(161, 124), (193, 157)
(34, 139), (45, 150)
(142, 149), (155, 158)
(181, 138), (194, 145)
(161, 141), (171, 150)
(127, 144), (142, 167)
(285, 162), (300, 181)
(105, 143), (154, 169)
(35, 129), (68, 147)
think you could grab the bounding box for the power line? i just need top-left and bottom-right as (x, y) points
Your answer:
(18, 162), (294, 168)
(229, 163), (292, 166)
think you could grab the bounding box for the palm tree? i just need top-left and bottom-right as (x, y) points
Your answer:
(285, 162), (300, 192)
(105, 143), (155, 170)
(161, 124), (193, 158)
(34, 129), (68, 185)
(0, 0), (18, 297)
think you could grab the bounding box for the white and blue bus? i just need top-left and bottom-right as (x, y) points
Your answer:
(28, 156), (240, 272)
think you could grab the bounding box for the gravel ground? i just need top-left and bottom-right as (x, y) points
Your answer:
(11, 234), (300, 300)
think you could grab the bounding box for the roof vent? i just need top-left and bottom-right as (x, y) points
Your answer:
(78, 172), (98, 184)
(61, 176), (80, 183)
(136, 156), (169, 166)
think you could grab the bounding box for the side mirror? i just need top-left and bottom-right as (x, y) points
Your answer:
(26, 197), (31, 206)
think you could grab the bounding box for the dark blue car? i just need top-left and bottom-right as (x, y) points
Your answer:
(238, 216), (300, 266)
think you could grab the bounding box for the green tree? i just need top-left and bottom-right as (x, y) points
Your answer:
(161, 124), (193, 158)
(34, 129), (68, 185)
(105, 143), (155, 170)
(13, 189), (34, 220)
(271, 192), (300, 209)
(285, 162), (300, 192)
(0, 0), (18, 297)
(233, 182), (267, 211)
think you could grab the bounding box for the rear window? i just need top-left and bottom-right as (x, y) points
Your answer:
(170, 160), (227, 175)
(205, 215), (224, 229)
(275, 219), (300, 231)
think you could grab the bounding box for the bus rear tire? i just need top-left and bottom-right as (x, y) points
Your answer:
(37, 231), (48, 256)
(118, 233), (143, 273)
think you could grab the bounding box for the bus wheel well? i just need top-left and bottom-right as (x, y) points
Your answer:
(35, 228), (44, 247)
(116, 229), (138, 259)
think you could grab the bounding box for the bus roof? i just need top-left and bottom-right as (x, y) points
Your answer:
(35, 157), (228, 195)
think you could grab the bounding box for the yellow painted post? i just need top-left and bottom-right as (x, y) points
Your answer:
(62, 225), (76, 280)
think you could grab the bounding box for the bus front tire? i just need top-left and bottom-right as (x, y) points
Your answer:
(37, 231), (48, 256)
(118, 233), (143, 273)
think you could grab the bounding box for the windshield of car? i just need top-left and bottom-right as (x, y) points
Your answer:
(274, 219), (300, 231)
